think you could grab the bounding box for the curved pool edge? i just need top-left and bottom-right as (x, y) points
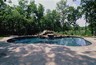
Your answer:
(0, 36), (96, 58)
(0, 36), (95, 47)
(0, 36), (93, 44)
(0, 36), (96, 65)
(6, 36), (92, 46)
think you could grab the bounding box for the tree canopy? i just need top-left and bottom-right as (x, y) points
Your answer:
(0, 0), (96, 36)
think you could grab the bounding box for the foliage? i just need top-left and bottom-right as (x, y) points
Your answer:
(80, 0), (96, 35)
(0, 0), (95, 36)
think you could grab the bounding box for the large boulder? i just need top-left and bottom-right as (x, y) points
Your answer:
(39, 30), (54, 35)
(39, 30), (64, 38)
(39, 30), (55, 38)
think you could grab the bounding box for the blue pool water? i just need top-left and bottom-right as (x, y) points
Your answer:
(8, 37), (91, 46)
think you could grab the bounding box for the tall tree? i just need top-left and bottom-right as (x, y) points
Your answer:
(56, 0), (71, 31)
(36, 4), (44, 31)
(41, 9), (61, 31)
(80, 0), (96, 35)
(67, 6), (81, 33)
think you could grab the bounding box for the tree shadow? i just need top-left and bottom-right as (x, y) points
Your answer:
(51, 46), (96, 65)
(82, 51), (96, 57)
(0, 44), (47, 65)
(0, 44), (96, 65)
(0, 42), (12, 58)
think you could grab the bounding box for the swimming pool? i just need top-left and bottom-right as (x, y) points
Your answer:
(7, 36), (91, 46)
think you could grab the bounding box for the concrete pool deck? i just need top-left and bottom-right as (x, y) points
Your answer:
(0, 36), (96, 65)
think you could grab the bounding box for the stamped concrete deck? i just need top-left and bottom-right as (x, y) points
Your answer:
(0, 37), (96, 65)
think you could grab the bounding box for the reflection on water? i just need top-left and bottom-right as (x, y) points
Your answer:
(14, 37), (91, 46)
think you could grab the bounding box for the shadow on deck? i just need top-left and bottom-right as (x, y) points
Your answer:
(0, 43), (96, 65)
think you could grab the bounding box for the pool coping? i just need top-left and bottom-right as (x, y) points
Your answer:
(0, 36), (96, 47)
(0, 36), (96, 58)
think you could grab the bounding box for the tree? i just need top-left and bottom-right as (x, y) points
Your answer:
(80, 0), (96, 35)
(56, 0), (73, 32)
(56, 0), (68, 25)
(51, 10), (61, 31)
(40, 9), (61, 31)
(36, 4), (44, 31)
(67, 6), (81, 34)
(0, 0), (9, 35)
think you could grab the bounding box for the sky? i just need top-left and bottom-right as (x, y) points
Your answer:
(6, 0), (86, 27)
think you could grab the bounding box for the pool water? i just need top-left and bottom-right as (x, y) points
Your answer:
(8, 37), (91, 46)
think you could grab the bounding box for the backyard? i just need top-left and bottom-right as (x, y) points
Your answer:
(0, 37), (96, 65)
(0, 0), (96, 65)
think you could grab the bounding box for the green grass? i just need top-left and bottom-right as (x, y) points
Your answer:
(0, 35), (8, 39)
(56, 30), (92, 37)
(0, 37), (3, 39)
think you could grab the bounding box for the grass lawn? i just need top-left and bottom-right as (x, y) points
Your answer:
(0, 37), (3, 39)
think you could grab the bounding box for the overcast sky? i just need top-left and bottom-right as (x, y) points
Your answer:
(6, 0), (86, 27)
